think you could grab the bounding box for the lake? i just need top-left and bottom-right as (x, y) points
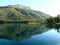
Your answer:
(0, 24), (60, 45)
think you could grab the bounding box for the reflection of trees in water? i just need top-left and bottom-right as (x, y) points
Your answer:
(0, 24), (49, 40)
(54, 25), (60, 32)
(46, 24), (60, 32)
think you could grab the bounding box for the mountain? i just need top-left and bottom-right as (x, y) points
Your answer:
(0, 4), (50, 21)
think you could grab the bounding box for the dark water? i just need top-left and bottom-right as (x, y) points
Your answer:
(0, 24), (60, 45)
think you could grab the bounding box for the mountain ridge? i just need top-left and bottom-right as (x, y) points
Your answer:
(0, 4), (51, 22)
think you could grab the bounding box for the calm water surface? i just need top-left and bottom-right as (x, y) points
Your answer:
(0, 24), (60, 45)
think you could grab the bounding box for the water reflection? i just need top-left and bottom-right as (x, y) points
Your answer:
(0, 24), (60, 45)
(0, 24), (49, 40)
(46, 24), (60, 32)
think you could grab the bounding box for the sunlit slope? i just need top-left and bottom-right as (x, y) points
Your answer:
(0, 5), (50, 21)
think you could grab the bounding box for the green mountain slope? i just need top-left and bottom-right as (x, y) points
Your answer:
(0, 5), (50, 21)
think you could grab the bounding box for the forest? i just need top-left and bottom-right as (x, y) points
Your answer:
(46, 14), (60, 25)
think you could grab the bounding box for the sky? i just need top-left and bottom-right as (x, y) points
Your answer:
(0, 0), (60, 16)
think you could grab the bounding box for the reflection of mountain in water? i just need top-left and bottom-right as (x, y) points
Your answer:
(0, 24), (49, 40)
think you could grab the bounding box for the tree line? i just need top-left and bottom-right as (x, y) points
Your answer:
(46, 14), (60, 24)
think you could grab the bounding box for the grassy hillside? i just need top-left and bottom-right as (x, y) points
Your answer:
(0, 5), (50, 22)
